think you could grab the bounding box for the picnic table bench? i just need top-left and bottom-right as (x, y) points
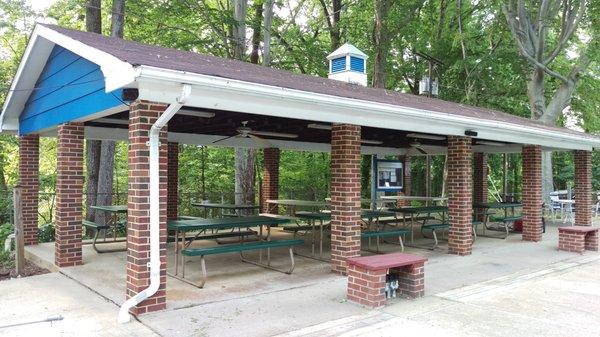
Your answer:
(84, 205), (128, 253)
(181, 239), (304, 288)
(168, 215), (293, 287)
(473, 202), (522, 239)
(347, 253), (428, 308)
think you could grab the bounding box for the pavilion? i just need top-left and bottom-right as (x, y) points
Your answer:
(1, 23), (598, 319)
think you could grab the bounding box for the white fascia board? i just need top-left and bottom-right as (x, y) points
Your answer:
(35, 25), (136, 92)
(134, 66), (600, 151)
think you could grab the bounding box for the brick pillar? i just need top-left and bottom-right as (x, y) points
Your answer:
(574, 150), (592, 226)
(127, 100), (168, 315)
(167, 142), (179, 220)
(447, 136), (473, 256)
(330, 124), (361, 275)
(18, 134), (39, 246)
(54, 123), (85, 267)
(473, 152), (488, 221)
(261, 148), (280, 214)
(522, 145), (543, 242)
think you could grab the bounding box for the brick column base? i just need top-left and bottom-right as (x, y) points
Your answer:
(574, 150), (592, 226)
(19, 134), (39, 246)
(126, 100), (168, 315)
(522, 145), (543, 242)
(261, 148), (280, 214)
(447, 136), (473, 256)
(330, 124), (362, 275)
(55, 123), (85, 267)
(167, 142), (179, 220)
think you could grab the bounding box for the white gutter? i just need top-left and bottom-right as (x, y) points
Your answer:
(134, 66), (600, 151)
(118, 84), (191, 324)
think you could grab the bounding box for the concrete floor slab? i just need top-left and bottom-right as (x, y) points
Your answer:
(0, 273), (157, 337)
(20, 221), (600, 336)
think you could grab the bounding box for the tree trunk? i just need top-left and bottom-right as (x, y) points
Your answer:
(234, 148), (256, 205)
(541, 151), (554, 203)
(86, 0), (102, 34)
(110, 0), (125, 38)
(92, 0), (125, 222)
(231, 0), (256, 208)
(232, 0), (247, 60)
(85, 140), (101, 221)
(84, 2), (103, 221)
(249, 1), (263, 64)
(94, 141), (115, 223)
(262, 0), (274, 67)
(372, 0), (392, 89)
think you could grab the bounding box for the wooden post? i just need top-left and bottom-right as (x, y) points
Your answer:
(13, 187), (25, 276)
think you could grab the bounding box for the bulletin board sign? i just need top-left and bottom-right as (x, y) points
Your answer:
(374, 159), (403, 192)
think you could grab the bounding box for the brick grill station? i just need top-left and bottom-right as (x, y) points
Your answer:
(126, 100), (168, 315)
(55, 122), (85, 267)
(330, 124), (362, 275)
(18, 134), (40, 246)
(346, 253), (427, 308)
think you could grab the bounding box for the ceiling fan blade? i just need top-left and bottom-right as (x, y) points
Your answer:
(250, 130), (298, 139)
(416, 146), (427, 155)
(212, 135), (236, 144)
(248, 134), (273, 148)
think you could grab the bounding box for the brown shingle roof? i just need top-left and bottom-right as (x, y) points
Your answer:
(43, 24), (596, 141)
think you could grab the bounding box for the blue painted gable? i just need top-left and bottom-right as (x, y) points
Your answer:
(19, 45), (123, 135)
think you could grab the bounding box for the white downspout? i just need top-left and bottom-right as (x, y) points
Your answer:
(118, 84), (192, 323)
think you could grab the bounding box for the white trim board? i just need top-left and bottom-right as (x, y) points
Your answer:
(134, 66), (600, 151)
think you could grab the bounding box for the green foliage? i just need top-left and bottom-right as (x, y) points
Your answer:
(0, 222), (13, 250)
(38, 223), (55, 243)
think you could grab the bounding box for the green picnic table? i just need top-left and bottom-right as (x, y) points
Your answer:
(292, 209), (397, 260)
(387, 206), (449, 244)
(473, 202), (522, 238)
(86, 205), (128, 253)
(266, 199), (329, 216)
(191, 202), (260, 218)
(168, 215), (292, 277)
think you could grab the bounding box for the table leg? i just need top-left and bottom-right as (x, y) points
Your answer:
(267, 225), (271, 266)
(311, 219), (316, 256)
(410, 214), (415, 243)
(319, 219), (323, 259)
(175, 230), (180, 275)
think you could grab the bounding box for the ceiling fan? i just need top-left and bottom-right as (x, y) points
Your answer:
(212, 121), (298, 147)
(408, 140), (428, 155)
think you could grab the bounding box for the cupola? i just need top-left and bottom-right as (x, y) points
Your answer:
(326, 43), (368, 86)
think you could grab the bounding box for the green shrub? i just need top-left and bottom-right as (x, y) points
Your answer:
(38, 223), (55, 243)
(0, 223), (13, 251)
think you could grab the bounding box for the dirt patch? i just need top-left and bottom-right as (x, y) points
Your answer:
(0, 253), (50, 281)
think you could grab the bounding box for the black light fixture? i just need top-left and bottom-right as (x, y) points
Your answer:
(464, 130), (478, 137)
